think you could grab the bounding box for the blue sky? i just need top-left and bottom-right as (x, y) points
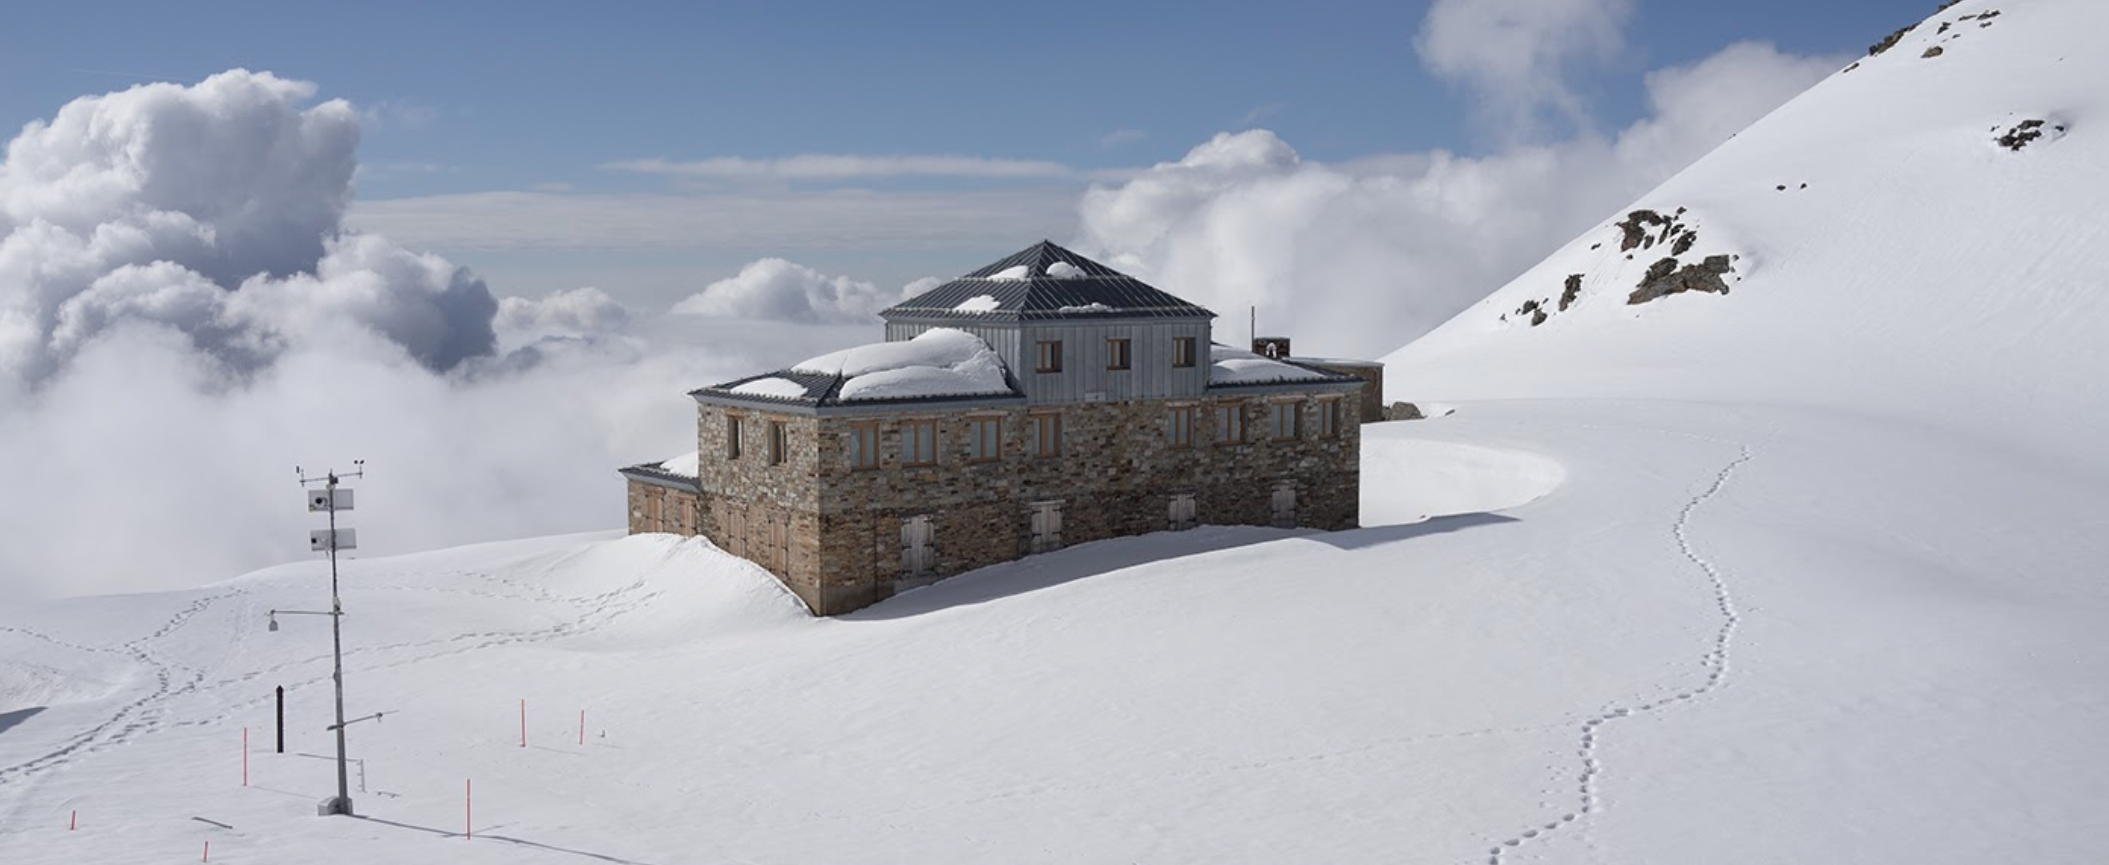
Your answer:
(1, 0), (1942, 300)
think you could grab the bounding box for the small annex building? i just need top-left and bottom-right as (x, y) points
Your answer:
(620, 241), (1371, 615)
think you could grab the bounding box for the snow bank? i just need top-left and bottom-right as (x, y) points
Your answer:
(1359, 431), (1565, 525)
(543, 534), (809, 648)
(730, 377), (812, 399)
(792, 328), (1015, 401)
(1209, 343), (1333, 385)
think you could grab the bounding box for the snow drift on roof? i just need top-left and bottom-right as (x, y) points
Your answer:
(953, 294), (1002, 312)
(985, 264), (1031, 280)
(1210, 343), (1333, 385)
(729, 377), (811, 398)
(1045, 261), (1086, 279)
(658, 451), (700, 478)
(792, 328), (1014, 402)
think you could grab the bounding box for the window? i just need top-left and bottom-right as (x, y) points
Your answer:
(1029, 412), (1061, 457)
(725, 414), (743, 459)
(848, 423), (879, 469)
(1167, 406), (1195, 448)
(1271, 402), (1300, 440)
(1318, 400), (1341, 438)
(1173, 336), (1197, 368)
(1106, 338), (1131, 371)
(767, 420), (788, 465)
(968, 416), (1002, 461)
(1035, 340), (1063, 373)
(1215, 403), (1245, 445)
(902, 420), (937, 466)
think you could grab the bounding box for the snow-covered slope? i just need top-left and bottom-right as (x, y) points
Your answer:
(1386, 0), (2109, 462)
(5, 3), (2108, 864)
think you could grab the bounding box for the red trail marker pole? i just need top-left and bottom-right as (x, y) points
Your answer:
(242, 727), (249, 787)
(202, 840), (210, 861)
(519, 699), (526, 748)
(578, 709), (585, 746)
(69, 809), (76, 830)
(465, 778), (473, 840)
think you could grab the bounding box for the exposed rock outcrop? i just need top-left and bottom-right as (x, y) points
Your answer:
(1629, 255), (1735, 305)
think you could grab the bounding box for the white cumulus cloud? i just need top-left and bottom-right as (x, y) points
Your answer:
(0, 68), (497, 385)
(671, 258), (917, 323)
(1415, 0), (1635, 142)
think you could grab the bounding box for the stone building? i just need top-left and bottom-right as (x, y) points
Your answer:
(620, 241), (1371, 615)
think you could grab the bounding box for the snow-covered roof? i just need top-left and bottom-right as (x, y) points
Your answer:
(1208, 343), (1342, 386)
(729, 377), (810, 398)
(882, 240), (1215, 321)
(658, 451), (700, 478)
(617, 450), (702, 490)
(697, 328), (1021, 408)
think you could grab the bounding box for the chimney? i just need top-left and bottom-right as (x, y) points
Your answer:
(1252, 336), (1291, 359)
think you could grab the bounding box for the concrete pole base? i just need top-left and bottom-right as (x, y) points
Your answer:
(317, 795), (355, 817)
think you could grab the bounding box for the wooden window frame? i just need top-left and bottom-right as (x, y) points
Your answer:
(725, 413), (743, 460)
(901, 419), (938, 466)
(1035, 340), (1063, 374)
(1106, 338), (1131, 371)
(1214, 402), (1246, 446)
(1029, 412), (1062, 458)
(1318, 399), (1341, 439)
(848, 422), (879, 470)
(1173, 336), (1197, 368)
(767, 420), (788, 465)
(967, 415), (1003, 462)
(1270, 401), (1300, 441)
(1168, 405), (1195, 448)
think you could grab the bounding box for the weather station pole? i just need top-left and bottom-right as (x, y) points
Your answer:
(295, 461), (365, 817)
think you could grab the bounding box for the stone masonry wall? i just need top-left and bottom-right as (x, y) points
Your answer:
(796, 388), (1360, 613)
(693, 407), (824, 610)
(626, 481), (700, 535)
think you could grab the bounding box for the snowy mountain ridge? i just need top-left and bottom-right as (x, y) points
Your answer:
(1388, 0), (2109, 461)
(5, 2), (2109, 863)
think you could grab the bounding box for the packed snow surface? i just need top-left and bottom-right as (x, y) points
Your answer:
(1209, 343), (1332, 385)
(791, 327), (1014, 402)
(6, 2), (2109, 864)
(725, 377), (808, 399)
(654, 451), (699, 478)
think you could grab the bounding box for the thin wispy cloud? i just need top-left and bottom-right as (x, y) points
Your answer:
(1240, 102), (1286, 127)
(604, 154), (1078, 182)
(1100, 128), (1147, 146)
(349, 187), (1081, 252)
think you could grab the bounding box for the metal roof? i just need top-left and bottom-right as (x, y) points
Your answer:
(688, 368), (1027, 411)
(616, 462), (700, 492)
(881, 240), (1216, 321)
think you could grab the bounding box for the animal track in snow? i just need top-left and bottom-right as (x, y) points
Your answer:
(1485, 437), (1756, 864)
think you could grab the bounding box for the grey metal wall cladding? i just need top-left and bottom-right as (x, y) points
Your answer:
(1017, 320), (1212, 403)
(891, 319), (1213, 405)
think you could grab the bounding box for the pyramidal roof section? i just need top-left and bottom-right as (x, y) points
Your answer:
(882, 240), (1217, 321)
